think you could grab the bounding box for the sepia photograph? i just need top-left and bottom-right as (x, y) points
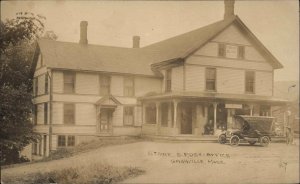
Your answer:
(0, 0), (299, 183)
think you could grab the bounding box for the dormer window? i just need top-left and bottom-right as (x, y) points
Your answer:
(165, 69), (172, 92)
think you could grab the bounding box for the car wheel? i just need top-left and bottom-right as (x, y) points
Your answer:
(218, 134), (226, 144)
(248, 141), (256, 145)
(260, 136), (270, 147)
(230, 135), (240, 146)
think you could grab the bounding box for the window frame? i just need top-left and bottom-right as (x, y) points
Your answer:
(205, 68), (217, 91)
(63, 72), (75, 94)
(218, 43), (226, 57)
(57, 135), (66, 147)
(238, 46), (245, 59)
(67, 135), (75, 147)
(165, 69), (172, 92)
(123, 77), (135, 97)
(63, 103), (75, 125)
(45, 74), (48, 94)
(44, 103), (48, 125)
(245, 71), (255, 94)
(123, 106), (135, 126)
(100, 74), (111, 96)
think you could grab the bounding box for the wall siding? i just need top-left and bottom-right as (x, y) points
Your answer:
(76, 73), (99, 95)
(52, 102), (63, 124)
(171, 66), (184, 91)
(255, 71), (273, 96)
(111, 75), (123, 96)
(37, 104), (44, 125)
(113, 127), (141, 136)
(185, 65), (205, 91)
(212, 24), (251, 45)
(186, 56), (273, 71)
(37, 74), (45, 95)
(52, 71), (63, 93)
(135, 77), (162, 96)
(76, 104), (96, 126)
(53, 94), (99, 103)
(112, 106), (123, 126)
(52, 126), (96, 134)
(217, 68), (244, 94)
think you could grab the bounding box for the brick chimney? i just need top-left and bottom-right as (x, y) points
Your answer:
(132, 36), (140, 48)
(224, 0), (235, 19)
(79, 21), (88, 44)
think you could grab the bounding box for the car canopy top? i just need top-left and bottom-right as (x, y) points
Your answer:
(234, 115), (275, 133)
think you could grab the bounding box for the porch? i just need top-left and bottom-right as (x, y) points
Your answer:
(140, 92), (289, 138)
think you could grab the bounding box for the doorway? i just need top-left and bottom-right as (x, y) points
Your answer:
(43, 135), (47, 156)
(99, 109), (112, 133)
(181, 105), (193, 134)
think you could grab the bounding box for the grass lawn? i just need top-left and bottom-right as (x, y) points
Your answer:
(2, 136), (145, 184)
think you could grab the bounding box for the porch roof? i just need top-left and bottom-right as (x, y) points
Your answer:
(139, 91), (289, 105)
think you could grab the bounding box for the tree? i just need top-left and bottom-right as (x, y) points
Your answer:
(0, 12), (45, 165)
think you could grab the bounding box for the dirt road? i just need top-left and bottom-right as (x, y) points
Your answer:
(2, 141), (299, 183)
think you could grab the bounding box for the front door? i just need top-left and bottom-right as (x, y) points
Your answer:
(181, 106), (193, 134)
(100, 109), (111, 133)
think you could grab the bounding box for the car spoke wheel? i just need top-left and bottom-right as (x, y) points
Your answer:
(230, 135), (240, 146)
(218, 134), (226, 144)
(260, 136), (270, 147)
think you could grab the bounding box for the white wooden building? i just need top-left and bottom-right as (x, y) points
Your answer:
(31, 0), (287, 158)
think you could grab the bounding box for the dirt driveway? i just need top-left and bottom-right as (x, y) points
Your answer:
(2, 141), (299, 183)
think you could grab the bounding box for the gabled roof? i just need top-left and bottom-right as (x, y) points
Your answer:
(95, 95), (121, 106)
(37, 39), (157, 76)
(145, 15), (283, 69)
(36, 15), (283, 76)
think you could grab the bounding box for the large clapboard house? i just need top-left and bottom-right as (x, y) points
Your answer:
(31, 0), (288, 157)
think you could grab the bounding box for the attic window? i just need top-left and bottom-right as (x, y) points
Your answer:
(218, 44), (226, 57)
(238, 46), (245, 59)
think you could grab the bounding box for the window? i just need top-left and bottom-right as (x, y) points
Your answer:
(124, 77), (134, 97)
(32, 143), (38, 155)
(33, 104), (38, 125)
(146, 104), (156, 124)
(64, 104), (75, 124)
(67, 136), (75, 146)
(206, 68), (216, 91)
(100, 75), (110, 96)
(124, 106), (134, 126)
(238, 46), (245, 59)
(63, 72), (75, 93)
(165, 69), (172, 92)
(245, 71), (255, 93)
(58, 135), (75, 147)
(44, 103), (48, 124)
(260, 105), (270, 116)
(218, 44), (226, 57)
(161, 103), (169, 127)
(33, 78), (38, 96)
(45, 74), (48, 94)
(58, 135), (66, 147)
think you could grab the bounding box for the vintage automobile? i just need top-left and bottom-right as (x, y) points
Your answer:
(218, 115), (275, 147)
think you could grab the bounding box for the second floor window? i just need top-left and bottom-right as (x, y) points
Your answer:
(100, 75), (110, 96)
(238, 46), (245, 59)
(33, 78), (38, 97)
(45, 74), (48, 94)
(124, 77), (134, 97)
(165, 69), (172, 92)
(206, 68), (216, 91)
(124, 106), (134, 126)
(44, 103), (48, 125)
(64, 72), (75, 93)
(245, 71), (255, 93)
(34, 104), (38, 125)
(64, 104), (75, 124)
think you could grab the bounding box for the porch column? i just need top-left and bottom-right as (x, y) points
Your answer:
(173, 100), (179, 135)
(142, 103), (146, 124)
(249, 104), (254, 116)
(213, 102), (218, 134)
(156, 102), (161, 135)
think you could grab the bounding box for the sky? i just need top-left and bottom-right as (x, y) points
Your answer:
(1, 0), (299, 82)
